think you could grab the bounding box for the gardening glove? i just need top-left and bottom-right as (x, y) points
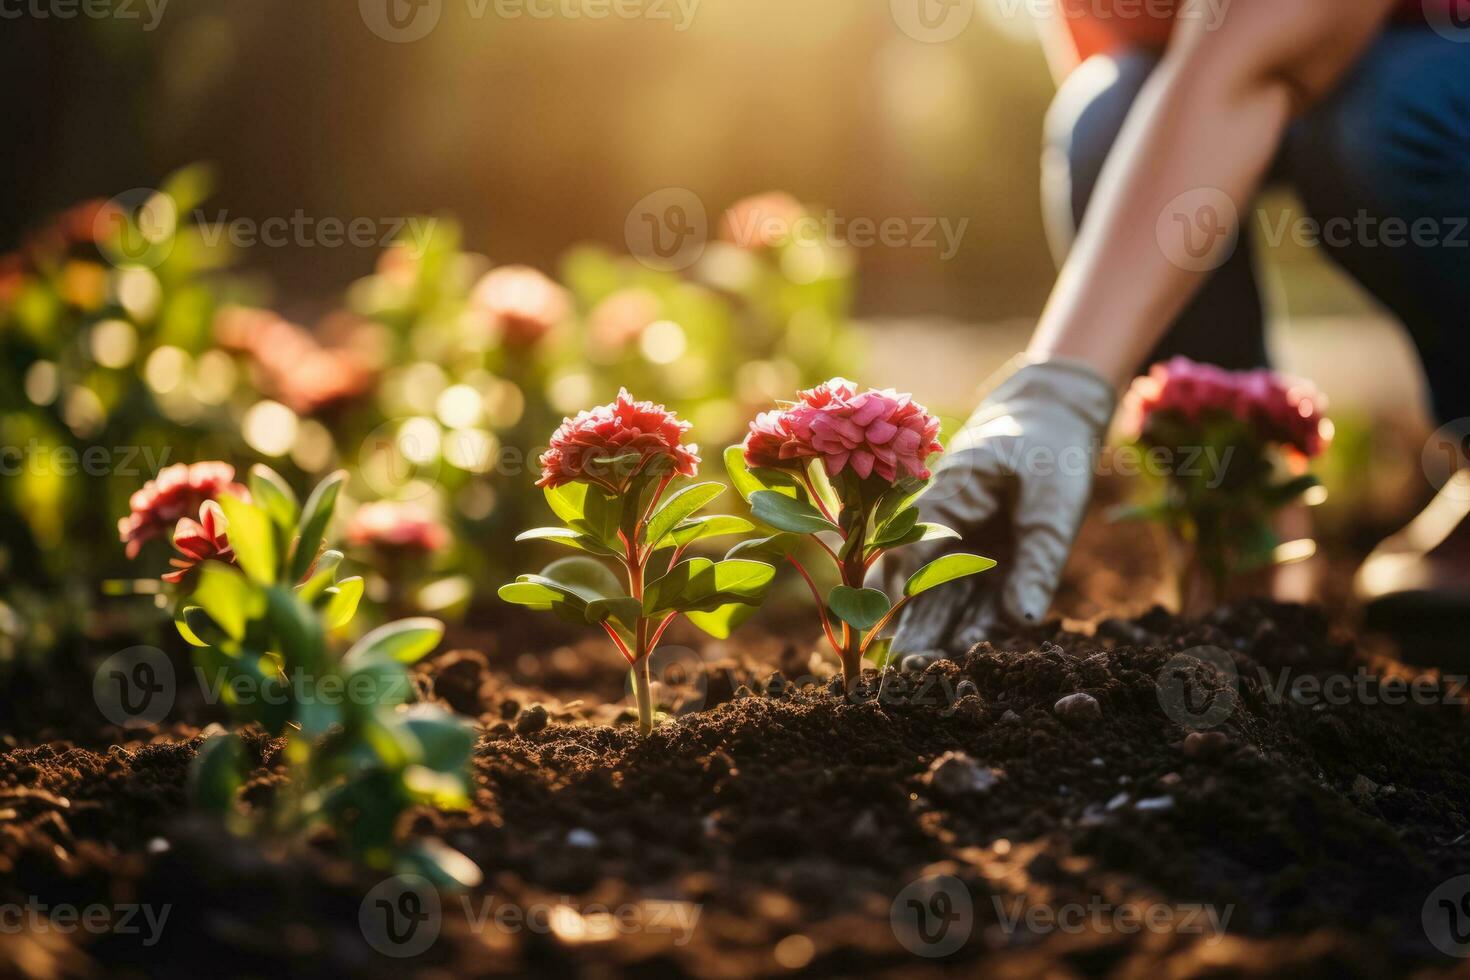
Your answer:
(884, 355), (1117, 659)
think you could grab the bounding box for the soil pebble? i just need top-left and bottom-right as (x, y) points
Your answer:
(1053, 691), (1102, 721)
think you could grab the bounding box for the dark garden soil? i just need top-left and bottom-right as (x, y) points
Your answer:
(4, 513), (1470, 977)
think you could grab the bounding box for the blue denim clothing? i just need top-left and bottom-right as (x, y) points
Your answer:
(1042, 28), (1470, 422)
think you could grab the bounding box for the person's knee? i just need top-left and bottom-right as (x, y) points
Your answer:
(1288, 32), (1470, 226)
(1042, 50), (1158, 252)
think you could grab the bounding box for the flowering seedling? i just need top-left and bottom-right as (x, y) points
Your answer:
(733, 380), (996, 686)
(1118, 357), (1331, 604)
(122, 462), (478, 886)
(499, 390), (773, 735)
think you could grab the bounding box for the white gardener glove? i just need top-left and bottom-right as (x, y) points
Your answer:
(885, 356), (1117, 658)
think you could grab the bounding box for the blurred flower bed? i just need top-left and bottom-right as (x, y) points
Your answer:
(0, 170), (860, 671)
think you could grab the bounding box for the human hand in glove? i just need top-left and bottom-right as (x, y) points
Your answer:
(881, 356), (1117, 659)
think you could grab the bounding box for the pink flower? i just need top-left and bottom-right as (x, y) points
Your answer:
(1123, 357), (1330, 458)
(347, 501), (450, 553)
(163, 501), (236, 585)
(538, 389), (700, 491)
(720, 192), (807, 251)
(215, 307), (376, 415)
(472, 265), (570, 348)
(120, 462), (249, 559)
(587, 287), (660, 355)
(743, 379), (943, 485)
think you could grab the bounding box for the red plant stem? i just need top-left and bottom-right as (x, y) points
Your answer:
(601, 622), (635, 664)
(860, 595), (911, 656)
(787, 555), (841, 656)
(649, 612), (677, 648)
(812, 535), (841, 569)
(622, 521), (656, 735)
(799, 471), (837, 524)
(639, 472), (675, 531)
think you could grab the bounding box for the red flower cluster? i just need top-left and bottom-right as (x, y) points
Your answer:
(164, 501), (236, 584)
(346, 501), (450, 553)
(1123, 357), (1330, 457)
(538, 389), (700, 491)
(119, 462), (248, 558)
(471, 265), (570, 348)
(744, 379), (944, 484)
(215, 307), (377, 415)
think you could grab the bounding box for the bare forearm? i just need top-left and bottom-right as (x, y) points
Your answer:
(1027, 0), (1398, 388)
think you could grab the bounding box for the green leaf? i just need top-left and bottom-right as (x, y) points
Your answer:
(645, 482), (725, 548)
(296, 550), (344, 603)
(577, 487), (624, 547)
(865, 636), (896, 670)
(724, 445), (766, 503)
(175, 605), (221, 647)
(344, 659), (415, 709)
(190, 734), (243, 815)
(218, 494), (277, 585)
(828, 586), (891, 630)
(498, 580), (570, 611)
(592, 450), (643, 468)
(289, 470), (346, 582)
(727, 532), (801, 562)
(904, 553), (998, 597)
(298, 699), (343, 740)
(266, 586), (326, 676)
(702, 559), (777, 599)
(324, 576), (365, 629)
(515, 526), (618, 556)
(538, 557), (625, 603)
(660, 515), (755, 550)
(249, 464), (300, 530)
(649, 558), (776, 614)
(874, 479), (927, 527)
(724, 445), (797, 503)
(192, 563), (265, 641)
(586, 596), (643, 633)
(397, 840), (482, 890)
(686, 602), (758, 639)
(873, 507), (920, 546)
(344, 617), (445, 667)
(545, 482), (588, 526)
(872, 521), (961, 552)
(643, 558), (714, 614)
(402, 707), (476, 771)
(804, 458), (842, 522)
(750, 490), (838, 535)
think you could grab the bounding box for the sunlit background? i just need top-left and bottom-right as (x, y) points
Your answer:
(0, 0), (1440, 664)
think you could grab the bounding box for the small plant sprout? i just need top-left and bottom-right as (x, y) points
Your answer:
(734, 379), (997, 687)
(500, 390), (773, 735)
(122, 462), (479, 888)
(1117, 357), (1331, 606)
